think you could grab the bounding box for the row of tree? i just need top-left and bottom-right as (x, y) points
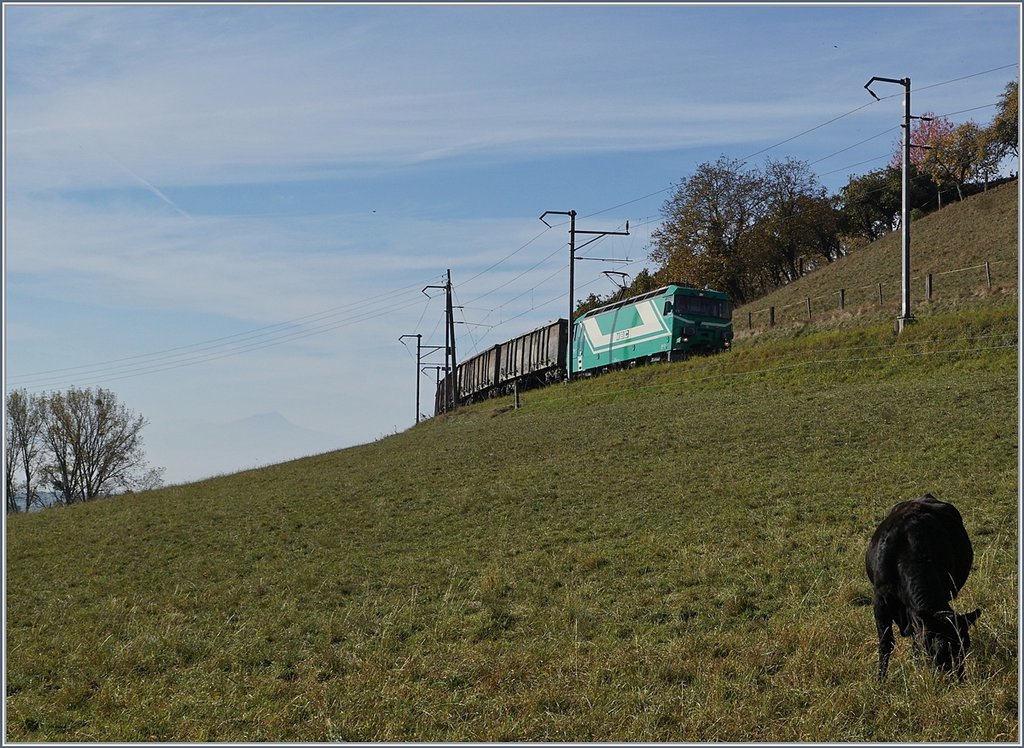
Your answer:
(577, 80), (1017, 312)
(5, 387), (163, 514)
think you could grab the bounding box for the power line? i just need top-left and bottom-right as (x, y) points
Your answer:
(432, 64), (1019, 379)
(459, 225), (554, 287)
(741, 101), (880, 163)
(580, 63), (1018, 223)
(817, 101), (1003, 178)
(463, 242), (566, 306)
(912, 63), (1018, 93)
(10, 284), (442, 391)
(11, 274), (444, 383)
(16, 66), (1015, 393)
(808, 126), (897, 166)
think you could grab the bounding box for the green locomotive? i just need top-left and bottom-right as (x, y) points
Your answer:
(572, 284), (732, 375)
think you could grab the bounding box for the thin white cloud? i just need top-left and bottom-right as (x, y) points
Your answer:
(5, 191), (567, 326)
(5, 3), (1017, 484)
(7, 5), (952, 194)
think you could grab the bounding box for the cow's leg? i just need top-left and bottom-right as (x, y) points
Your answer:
(874, 603), (895, 679)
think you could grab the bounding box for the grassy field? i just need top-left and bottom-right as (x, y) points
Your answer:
(4, 186), (1020, 742)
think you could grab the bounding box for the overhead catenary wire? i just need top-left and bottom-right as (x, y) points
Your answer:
(396, 63), (1021, 388)
(15, 65), (1015, 393)
(11, 273), (446, 382)
(460, 227), (640, 335)
(574, 74), (1011, 265)
(448, 65), (1016, 362)
(586, 64), (1016, 222)
(11, 281), (446, 391)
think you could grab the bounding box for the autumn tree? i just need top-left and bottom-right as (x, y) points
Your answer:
(798, 193), (845, 266)
(838, 167), (901, 242)
(975, 124), (1009, 190)
(889, 112), (960, 207)
(39, 387), (163, 505)
(988, 80), (1019, 160)
(650, 156), (764, 304)
(755, 158), (842, 284)
(924, 121), (995, 202)
(891, 112), (955, 172)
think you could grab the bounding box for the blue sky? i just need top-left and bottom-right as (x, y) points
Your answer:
(4, 3), (1020, 484)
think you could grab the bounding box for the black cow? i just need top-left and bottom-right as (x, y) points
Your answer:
(865, 494), (981, 680)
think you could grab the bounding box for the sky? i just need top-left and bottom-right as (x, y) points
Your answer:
(3, 2), (1020, 485)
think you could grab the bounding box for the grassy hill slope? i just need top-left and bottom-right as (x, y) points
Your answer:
(4, 188), (1019, 742)
(736, 178), (1018, 332)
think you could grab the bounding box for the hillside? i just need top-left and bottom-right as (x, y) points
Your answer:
(4, 187), (1019, 742)
(736, 178), (1018, 333)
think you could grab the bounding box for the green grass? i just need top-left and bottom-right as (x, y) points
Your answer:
(5, 185), (1019, 741)
(6, 304), (1017, 742)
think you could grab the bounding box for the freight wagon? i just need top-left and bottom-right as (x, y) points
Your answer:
(433, 284), (732, 415)
(435, 319), (567, 414)
(572, 284), (732, 374)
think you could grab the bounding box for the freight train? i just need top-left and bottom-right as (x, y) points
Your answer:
(435, 283), (732, 414)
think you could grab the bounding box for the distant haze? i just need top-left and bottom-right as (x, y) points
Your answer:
(145, 412), (344, 485)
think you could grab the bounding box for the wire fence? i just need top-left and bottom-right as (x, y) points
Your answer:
(740, 258), (1015, 332)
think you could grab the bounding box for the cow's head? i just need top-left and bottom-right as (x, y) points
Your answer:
(916, 608), (982, 679)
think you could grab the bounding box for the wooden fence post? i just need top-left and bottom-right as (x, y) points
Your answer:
(985, 261), (992, 289)
(748, 311), (753, 330)
(806, 297), (812, 321)
(877, 283), (883, 306)
(925, 273), (933, 301)
(839, 288), (845, 310)
(769, 306), (775, 327)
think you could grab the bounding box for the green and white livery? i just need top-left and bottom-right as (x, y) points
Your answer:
(572, 284), (733, 375)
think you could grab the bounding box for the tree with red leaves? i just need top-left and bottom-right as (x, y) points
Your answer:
(889, 112), (955, 171)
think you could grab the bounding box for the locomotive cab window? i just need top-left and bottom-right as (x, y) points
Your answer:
(675, 294), (731, 320)
(663, 300), (673, 315)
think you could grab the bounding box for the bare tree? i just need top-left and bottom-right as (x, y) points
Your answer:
(5, 409), (18, 514)
(5, 389), (45, 513)
(40, 387), (160, 504)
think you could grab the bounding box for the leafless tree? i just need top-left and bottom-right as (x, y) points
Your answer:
(5, 389), (45, 513)
(5, 412), (18, 514)
(40, 387), (160, 504)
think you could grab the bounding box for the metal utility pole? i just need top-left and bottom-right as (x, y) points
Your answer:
(399, 334), (444, 424)
(865, 75), (929, 334)
(398, 334), (422, 423)
(423, 269), (459, 411)
(540, 211), (629, 380)
(447, 270), (458, 403)
(422, 365), (445, 418)
(541, 210), (578, 375)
